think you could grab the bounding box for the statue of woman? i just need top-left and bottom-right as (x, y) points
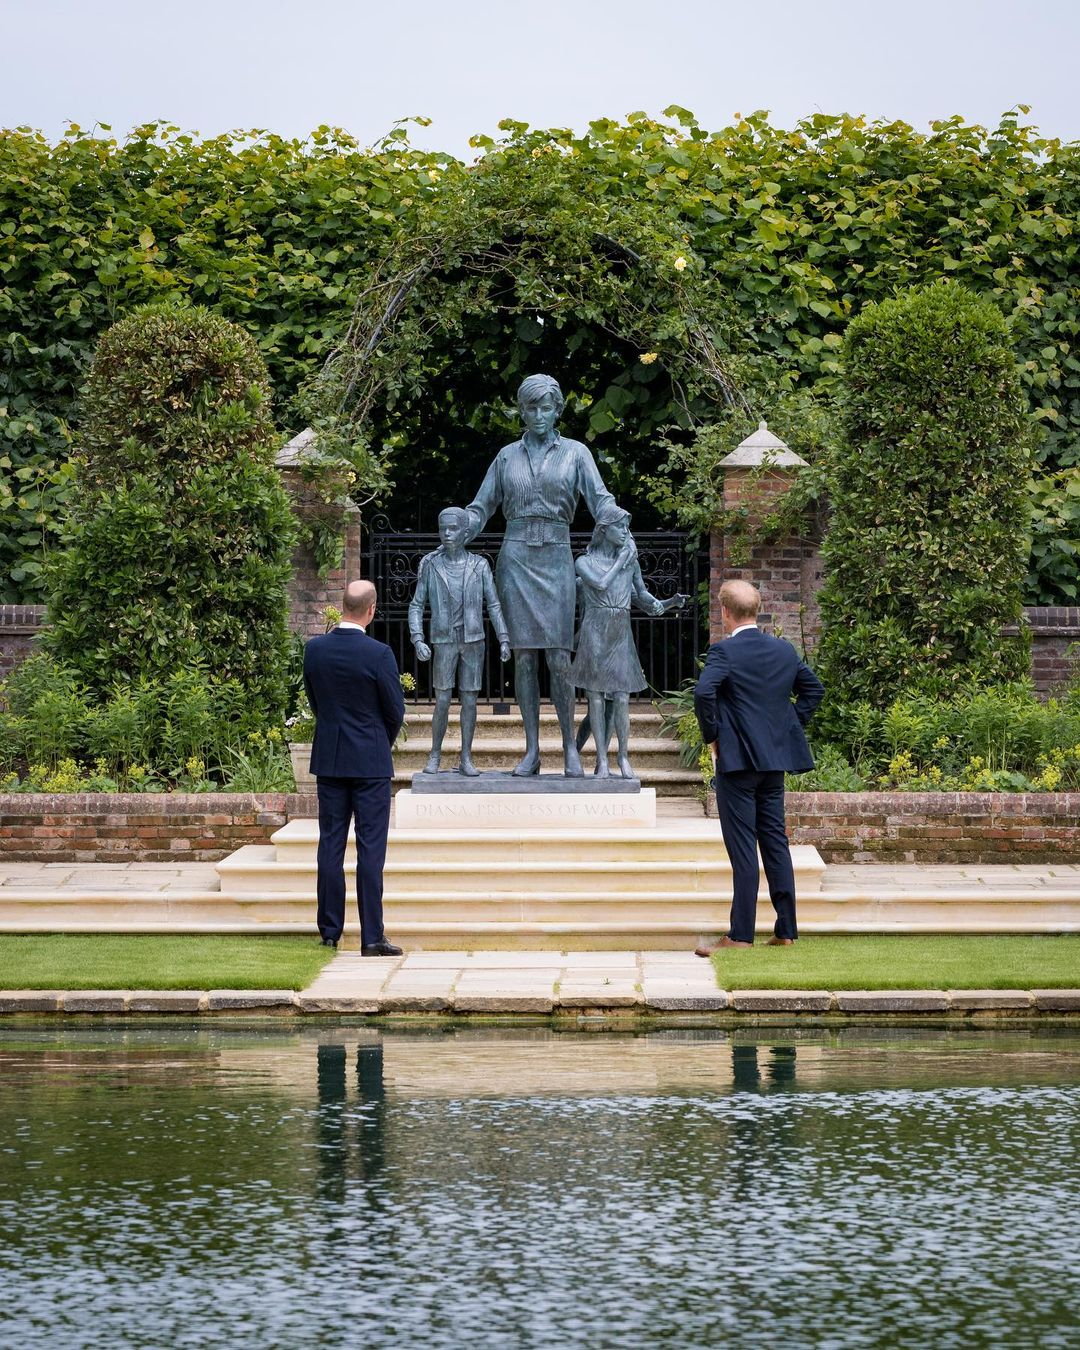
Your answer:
(465, 374), (617, 777)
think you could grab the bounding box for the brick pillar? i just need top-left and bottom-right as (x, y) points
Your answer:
(708, 422), (823, 650)
(277, 429), (363, 639)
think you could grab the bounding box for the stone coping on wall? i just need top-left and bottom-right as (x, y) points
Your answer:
(1, 989), (1078, 1017)
(2, 790), (1080, 865)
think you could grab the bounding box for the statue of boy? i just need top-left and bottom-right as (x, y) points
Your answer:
(571, 505), (687, 778)
(408, 506), (511, 776)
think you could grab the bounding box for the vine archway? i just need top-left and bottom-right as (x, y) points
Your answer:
(305, 143), (749, 530)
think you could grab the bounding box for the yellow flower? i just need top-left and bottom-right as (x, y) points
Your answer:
(673, 256), (688, 272)
(427, 169), (441, 182)
(531, 147), (543, 158)
(639, 352), (658, 365)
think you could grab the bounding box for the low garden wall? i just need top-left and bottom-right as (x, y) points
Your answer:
(1, 791), (1079, 866)
(0, 793), (317, 864)
(786, 791), (1080, 864)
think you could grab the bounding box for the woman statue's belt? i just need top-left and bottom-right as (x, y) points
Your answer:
(504, 517), (571, 547)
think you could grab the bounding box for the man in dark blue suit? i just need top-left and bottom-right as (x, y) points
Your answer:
(303, 580), (406, 955)
(693, 580), (824, 952)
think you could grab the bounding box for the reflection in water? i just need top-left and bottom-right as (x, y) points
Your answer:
(1, 1027), (1079, 1348)
(316, 1042), (386, 1202)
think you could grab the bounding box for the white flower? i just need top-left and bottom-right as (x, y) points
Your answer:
(673, 256), (688, 272)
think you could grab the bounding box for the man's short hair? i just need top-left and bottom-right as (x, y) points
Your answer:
(342, 579), (377, 618)
(718, 579), (761, 622)
(517, 373), (565, 414)
(438, 507), (468, 528)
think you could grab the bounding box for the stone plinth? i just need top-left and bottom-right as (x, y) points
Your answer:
(394, 787), (657, 829)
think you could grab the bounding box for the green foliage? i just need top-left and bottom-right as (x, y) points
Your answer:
(4, 110), (1080, 598)
(308, 139), (742, 523)
(785, 744), (868, 792)
(825, 682), (1080, 791)
(1027, 468), (1080, 602)
(0, 121), (437, 599)
(44, 302), (296, 725)
(0, 651), (275, 788)
(217, 728), (294, 792)
(816, 282), (1031, 709)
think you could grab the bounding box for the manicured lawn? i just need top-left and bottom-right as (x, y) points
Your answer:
(709, 935), (1080, 990)
(0, 935), (336, 991)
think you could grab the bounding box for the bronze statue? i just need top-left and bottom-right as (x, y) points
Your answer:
(408, 507), (510, 776)
(465, 375), (617, 777)
(571, 505), (687, 777)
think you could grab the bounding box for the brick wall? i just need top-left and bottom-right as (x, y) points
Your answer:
(1020, 606), (1080, 696)
(0, 793), (316, 863)
(0, 605), (46, 679)
(286, 502), (362, 638)
(2, 791), (1079, 865)
(786, 791), (1080, 864)
(710, 468), (824, 647)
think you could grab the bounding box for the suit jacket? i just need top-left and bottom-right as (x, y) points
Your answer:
(408, 550), (509, 647)
(693, 628), (824, 774)
(303, 628), (406, 778)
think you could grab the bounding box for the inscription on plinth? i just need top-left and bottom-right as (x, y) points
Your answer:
(394, 788), (657, 830)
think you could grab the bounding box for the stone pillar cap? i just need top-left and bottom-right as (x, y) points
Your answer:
(719, 420), (808, 468)
(276, 427), (318, 468)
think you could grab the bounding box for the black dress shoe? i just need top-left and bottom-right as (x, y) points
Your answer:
(320, 937), (339, 949)
(361, 940), (403, 957)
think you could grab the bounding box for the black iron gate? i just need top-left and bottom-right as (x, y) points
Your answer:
(363, 514), (708, 702)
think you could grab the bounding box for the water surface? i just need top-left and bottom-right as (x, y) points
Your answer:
(1, 1025), (1078, 1348)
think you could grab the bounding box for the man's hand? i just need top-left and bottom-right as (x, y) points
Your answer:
(499, 642), (511, 663)
(414, 641), (432, 662)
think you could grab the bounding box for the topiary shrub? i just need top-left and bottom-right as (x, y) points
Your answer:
(44, 301), (297, 725)
(816, 281), (1031, 709)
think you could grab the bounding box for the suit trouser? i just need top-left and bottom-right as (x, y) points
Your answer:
(715, 769), (798, 944)
(315, 776), (392, 945)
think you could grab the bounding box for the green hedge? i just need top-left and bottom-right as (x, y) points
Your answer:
(816, 282), (1030, 707)
(44, 301), (296, 724)
(3, 112), (1079, 600)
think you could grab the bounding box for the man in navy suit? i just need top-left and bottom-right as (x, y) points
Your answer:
(303, 580), (406, 955)
(693, 580), (824, 952)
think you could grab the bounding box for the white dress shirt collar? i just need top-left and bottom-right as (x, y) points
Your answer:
(337, 621), (365, 632)
(729, 622), (759, 637)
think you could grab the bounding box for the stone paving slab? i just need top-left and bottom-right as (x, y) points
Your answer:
(834, 990), (951, 1013)
(1032, 989), (1080, 1010)
(947, 989), (1034, 1010)
(128, 990), (206, 1012)
(731, 990), (834, 1013)
(204, 990), (298, 1010)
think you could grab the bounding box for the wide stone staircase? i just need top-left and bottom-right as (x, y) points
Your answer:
(214, 813), (827, 949)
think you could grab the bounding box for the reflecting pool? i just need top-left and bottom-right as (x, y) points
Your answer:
(2, 1025), (1079, 1348)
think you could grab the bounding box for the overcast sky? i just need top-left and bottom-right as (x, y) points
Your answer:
(3, 0), (1077, 154)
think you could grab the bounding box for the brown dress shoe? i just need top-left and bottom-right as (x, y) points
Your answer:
(767, 936), (796, 946)
(695, 936), (753, 956)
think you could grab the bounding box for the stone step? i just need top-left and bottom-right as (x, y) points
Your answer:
(396, 735), (683, 762)
(2, 883), (1077, 946)
(271, 819), (723, 864)
(402, 704), (668, 739)
(215, 843), (827, 898)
